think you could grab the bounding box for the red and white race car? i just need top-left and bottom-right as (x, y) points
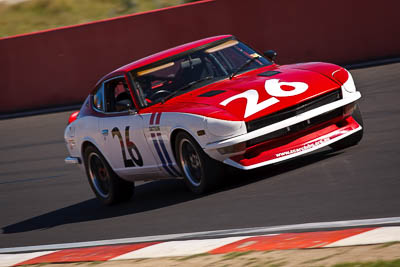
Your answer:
(65, 35), (363, 205)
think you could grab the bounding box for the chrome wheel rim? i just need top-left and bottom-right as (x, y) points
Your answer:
(88, 152), (110, 198)
(179, 138), (202, 187)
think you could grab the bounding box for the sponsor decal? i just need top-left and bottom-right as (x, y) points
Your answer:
(149, 126), (160, 132)
(275, 137), (330, 158)
(220, 79), (309, 118)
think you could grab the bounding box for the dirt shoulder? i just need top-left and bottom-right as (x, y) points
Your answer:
(30, 243), (400, 267)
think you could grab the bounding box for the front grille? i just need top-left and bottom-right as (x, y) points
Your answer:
(246, 107), (343, 148)
(246, 89), (342, 132)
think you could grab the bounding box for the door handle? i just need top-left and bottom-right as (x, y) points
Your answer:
(101, 129), (109, 136)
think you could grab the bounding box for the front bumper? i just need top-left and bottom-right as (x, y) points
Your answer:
(203, 91), (361, 168)
(204, 91), (361, 151)
(225, 116), (361, 170)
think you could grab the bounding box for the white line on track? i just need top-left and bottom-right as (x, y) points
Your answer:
(1, 216), (400, 253)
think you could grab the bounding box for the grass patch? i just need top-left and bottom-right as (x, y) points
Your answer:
(302, 255), (336, 264)
(0, 0), (195, 38)
(245, 257), (259, 265)
(379, 242), (400, 248)
(333, 259), (400, 267)
(88, 261), (103, 265)
(302, 252), (345, 264)
(222, 251), (254, 260)
(268, 261), (287, 267)
(133, 258), (147, 263)
(32, 263), (51, 267)
(262, 259), (279, 265)
(178, 253), (209, 261)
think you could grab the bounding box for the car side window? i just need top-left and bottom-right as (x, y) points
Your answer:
(93, 85), (104, 111)
(104, 77), (136, 113)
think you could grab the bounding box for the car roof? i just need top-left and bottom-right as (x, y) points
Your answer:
(97, 35), (233, 85)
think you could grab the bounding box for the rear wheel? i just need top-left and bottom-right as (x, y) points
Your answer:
(175, 132), (225, 194)
(330, 104), (364, 150)
(83, 145), (134, 205)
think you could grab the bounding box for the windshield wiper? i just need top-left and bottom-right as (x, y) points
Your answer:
(161, 76), (214, 104)
(229, 56), (260, 80)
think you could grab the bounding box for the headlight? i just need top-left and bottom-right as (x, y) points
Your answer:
(206, 117), (244, 137)
(332, 69), (356, 93)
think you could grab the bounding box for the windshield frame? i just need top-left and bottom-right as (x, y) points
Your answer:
(129, 36), (272, 109)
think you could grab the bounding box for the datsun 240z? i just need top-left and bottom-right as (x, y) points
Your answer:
(65, 35), (363, 205)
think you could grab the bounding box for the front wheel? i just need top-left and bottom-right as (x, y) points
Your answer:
(175, 132), (225, 194)
(83, 145), (134, 205)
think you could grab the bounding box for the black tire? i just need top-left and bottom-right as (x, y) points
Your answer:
(330, 104), (364, 150)
(83, 145), (134, 205)
(174, 132), (225, 194)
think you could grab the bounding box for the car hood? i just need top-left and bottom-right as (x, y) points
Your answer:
(148, 64), (342, 122)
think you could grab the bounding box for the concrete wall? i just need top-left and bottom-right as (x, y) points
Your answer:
(1, 0), (399, 114)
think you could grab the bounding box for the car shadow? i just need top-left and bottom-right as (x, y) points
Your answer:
(215, 148), (344, 193)
(2, 179), (195, 234)
(2, 148), (342, 234)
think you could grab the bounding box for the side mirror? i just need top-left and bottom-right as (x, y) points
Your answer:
(263, 50), (277, 63)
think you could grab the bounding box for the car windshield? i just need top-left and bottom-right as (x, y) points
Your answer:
(130, 39), (271, 107)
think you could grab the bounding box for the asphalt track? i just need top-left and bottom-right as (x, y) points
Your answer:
(1, 63), (400, 249)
